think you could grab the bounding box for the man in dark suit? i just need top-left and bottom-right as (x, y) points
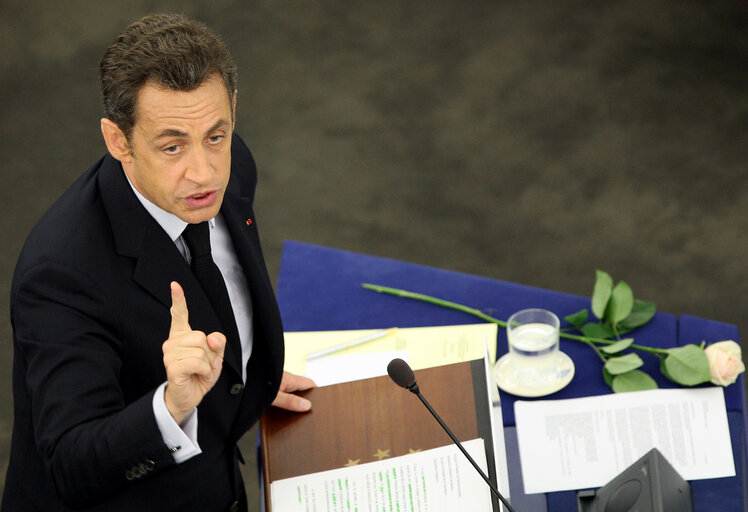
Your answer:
(2, 14), (313, 511)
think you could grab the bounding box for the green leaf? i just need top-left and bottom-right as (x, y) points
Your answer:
(619, 300), (656, 330)
(603, 367), (614, 389)
(662, 345), (711, 386)
(604, 353), (644, 375)
(581, 322), (614, 339)
(592, 270), (613, 319)
(607, 281), (634, 325)
(564, 309), (589, 327)
(659, 356), (673, 381)
(612, 370), (659, 393)
(601, 338), (634, 354)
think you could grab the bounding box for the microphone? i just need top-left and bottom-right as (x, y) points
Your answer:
(387, 357), (419, 392)
(387, 358), (517, 512)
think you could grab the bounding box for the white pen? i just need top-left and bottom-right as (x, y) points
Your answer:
(306, 328), (399, 361)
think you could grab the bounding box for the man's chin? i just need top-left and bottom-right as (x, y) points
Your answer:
(178, 206), (222, 225)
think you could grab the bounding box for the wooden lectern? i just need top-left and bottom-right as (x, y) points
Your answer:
(260, 359), (500, 511)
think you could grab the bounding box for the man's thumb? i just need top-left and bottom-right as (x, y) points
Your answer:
(207, 332), (226, 365)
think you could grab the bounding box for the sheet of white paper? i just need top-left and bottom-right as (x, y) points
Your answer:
(305, 351), (409, 387)
(514, 387), (736, 494)
(270, 439), (493, 512)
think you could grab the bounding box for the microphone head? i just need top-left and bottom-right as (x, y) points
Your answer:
(387, 358), (418, 393)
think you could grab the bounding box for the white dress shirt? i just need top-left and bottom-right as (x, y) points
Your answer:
(126, 178), (253, 463)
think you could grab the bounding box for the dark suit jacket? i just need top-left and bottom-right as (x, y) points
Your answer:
(2, 134), (284, 511)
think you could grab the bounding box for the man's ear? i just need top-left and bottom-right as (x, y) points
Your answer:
(100, 118), (133, 163)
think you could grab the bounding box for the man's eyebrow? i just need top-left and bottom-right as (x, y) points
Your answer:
(152, 120), (230, 143)
(205, 119), (230, 135)
(153, 128), (188, 141)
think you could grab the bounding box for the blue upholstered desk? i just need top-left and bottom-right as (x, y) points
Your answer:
(275, 240), (747, 511)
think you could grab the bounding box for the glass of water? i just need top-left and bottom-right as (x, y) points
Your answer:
(506, 308), (560, 387)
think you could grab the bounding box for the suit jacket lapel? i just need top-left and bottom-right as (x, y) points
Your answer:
(220, 194), (275, 312)
(220, 191), (283, 364)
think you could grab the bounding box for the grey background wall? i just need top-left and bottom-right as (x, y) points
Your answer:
(1, 0), (746, 507)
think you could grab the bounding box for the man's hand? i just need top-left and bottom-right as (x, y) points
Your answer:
(163, 281), (226, 424)
(271, 372), (316, 412)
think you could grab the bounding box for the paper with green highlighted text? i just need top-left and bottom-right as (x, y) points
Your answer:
(270, 438), (492, 511)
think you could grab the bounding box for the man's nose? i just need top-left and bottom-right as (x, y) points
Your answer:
(184, 145), (213, 183)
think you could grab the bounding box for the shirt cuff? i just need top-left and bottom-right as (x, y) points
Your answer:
(152, 382), (202, 463)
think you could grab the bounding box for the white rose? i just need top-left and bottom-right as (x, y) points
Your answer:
(705, 340), (745, 386)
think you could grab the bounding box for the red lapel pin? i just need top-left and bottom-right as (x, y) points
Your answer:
(245, 218), (253, 226)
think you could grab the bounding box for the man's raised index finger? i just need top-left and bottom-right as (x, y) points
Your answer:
(169, 281), (191, 335)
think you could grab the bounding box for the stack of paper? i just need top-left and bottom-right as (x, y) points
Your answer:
(271, 439), (493, 512)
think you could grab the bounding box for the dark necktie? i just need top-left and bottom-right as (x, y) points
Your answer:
(181, 222), (241, 364)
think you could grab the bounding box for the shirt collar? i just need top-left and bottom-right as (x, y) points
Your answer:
(124, 172), (215, 241)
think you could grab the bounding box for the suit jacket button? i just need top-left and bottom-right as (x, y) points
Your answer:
(229, 500), (240, 512)
(230, 383), (244, 395)
(125, 469), (135, 481)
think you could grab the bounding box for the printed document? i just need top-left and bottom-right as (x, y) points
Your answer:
(270, 438), (493, 512)
(514, 387), (735, 493)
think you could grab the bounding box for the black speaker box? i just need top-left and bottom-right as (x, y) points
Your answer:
(577, 447), (692, 512)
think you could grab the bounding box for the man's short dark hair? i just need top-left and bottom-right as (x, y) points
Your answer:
(99, 13), (237, 142)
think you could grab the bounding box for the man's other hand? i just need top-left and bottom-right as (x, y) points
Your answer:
(271, 372), (316, 412)
(163, 281), (226, 424)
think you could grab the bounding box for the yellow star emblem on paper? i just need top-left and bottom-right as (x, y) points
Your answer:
(344, 459), (360, 467)
(408, 448), (422, 454)
(373, 449), (391, 460)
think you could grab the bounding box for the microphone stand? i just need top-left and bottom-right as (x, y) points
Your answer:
(414, 389), (517, 512)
